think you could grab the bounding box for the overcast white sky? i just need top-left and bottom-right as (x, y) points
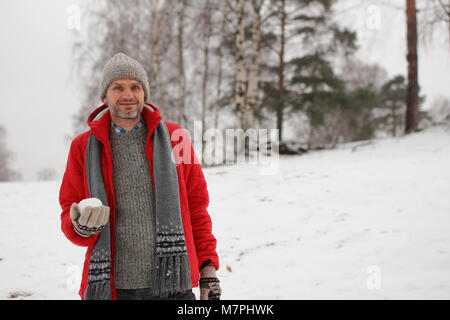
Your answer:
(0, 0), (449, 181)
(0, 0), (80, 180)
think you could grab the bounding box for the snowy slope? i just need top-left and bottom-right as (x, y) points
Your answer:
(1, 125), (449, 300)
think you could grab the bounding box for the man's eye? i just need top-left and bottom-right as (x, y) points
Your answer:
(132, 86), (141, 90)
(113, 86), (122, 90)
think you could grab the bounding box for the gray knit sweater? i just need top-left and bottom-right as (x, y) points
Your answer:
(109, 122), (156, 289)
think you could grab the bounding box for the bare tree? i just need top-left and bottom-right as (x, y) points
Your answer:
(380, 75), (407, 137)
(429, 96), (450, 123)
(246, 0), (264, 131)
(277, 0), (287, 142)
(200, 0), (213, 164)
(213, 6), (228, 130)
(234, 0), (248, 132)
(37, 168), (57, 181)
(405, 0), (419, 133)
(420, 0), (450, 51)
(0, 125), (21, 182)
(70, 0), (180, 137)
(177, 0), (188, 127)
(150, 0), (162, 108)
(340, 59), (389, 91)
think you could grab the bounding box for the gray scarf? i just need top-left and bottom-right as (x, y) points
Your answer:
(83, 107), (191, 300)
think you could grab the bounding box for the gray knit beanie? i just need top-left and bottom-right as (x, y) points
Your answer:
(99, 52), (150, 102)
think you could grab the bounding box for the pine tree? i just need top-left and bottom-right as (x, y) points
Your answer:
(258, 0), (356, 145)
(379, 75), (407, 137)
(290, 53), (345, 148)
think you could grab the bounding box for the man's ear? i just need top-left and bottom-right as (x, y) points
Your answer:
(103, 97), (107, 104)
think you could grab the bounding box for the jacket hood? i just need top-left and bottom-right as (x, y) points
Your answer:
(87, 102), (162, 144)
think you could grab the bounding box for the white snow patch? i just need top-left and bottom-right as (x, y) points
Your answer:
(1, 125), (449, 299)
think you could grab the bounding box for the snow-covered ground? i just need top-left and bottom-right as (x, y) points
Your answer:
(1, 124), (450, 300)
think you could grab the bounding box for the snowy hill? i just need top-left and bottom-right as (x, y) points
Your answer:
(1, 125), (450, 300)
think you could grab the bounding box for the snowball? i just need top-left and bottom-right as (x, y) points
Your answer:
(78, 198), (102, 213)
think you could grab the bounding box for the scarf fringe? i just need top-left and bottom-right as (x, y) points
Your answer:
(152, 254), (191, 298)
(84, 280), (111, 300)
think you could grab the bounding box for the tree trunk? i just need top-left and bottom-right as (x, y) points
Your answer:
(307, 116), (313, 150)
(201, 0), (212, 165)
(405, 0), (419, 133)
(177, 0), (187, 127)
(392, 102), (397, 137)
(210, 8), (228, 164)
(150, 0), (162, 111)
(235, 0), (248, 131)
(246, 0), (262, 132)
(214, 9), (227, 131)
(277, 0), (286, 142)
(331, 104), (342, 147)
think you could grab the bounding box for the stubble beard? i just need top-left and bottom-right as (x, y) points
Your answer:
(110, 101), (144, 120)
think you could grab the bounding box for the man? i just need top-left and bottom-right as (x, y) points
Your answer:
(59, 52), (221, 300)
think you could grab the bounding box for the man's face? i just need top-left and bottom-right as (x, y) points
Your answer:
(103, 78), (145, 120)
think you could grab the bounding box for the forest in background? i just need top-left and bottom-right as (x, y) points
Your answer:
(1, 0), (450, 180)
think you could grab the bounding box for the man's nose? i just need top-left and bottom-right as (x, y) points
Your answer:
(122, 88), (133, 98)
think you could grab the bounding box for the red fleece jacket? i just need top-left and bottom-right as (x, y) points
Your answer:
(59, 103), (219, 299)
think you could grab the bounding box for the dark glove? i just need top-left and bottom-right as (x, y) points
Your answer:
(199, 266), (221, 300)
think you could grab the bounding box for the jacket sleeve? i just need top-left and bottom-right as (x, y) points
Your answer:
(59, 136), (97, 247)
(182, 132), (219, 271)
